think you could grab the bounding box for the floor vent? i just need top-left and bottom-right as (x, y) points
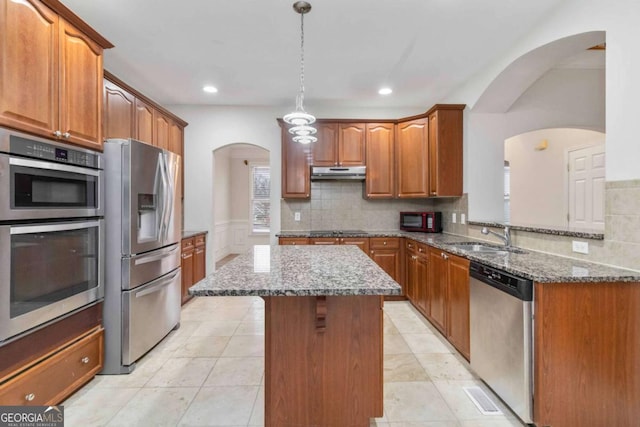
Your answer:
(463, 386), (503, 415)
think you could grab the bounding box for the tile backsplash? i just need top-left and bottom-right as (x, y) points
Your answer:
(281, 181), (436, 231)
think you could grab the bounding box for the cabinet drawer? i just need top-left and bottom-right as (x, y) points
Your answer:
(194, 234), (206, 247)
(0, 328), (103, 405)
(370, 237), (400, 250)
(279, 237), (310, 245)
(182, 237), (195, 251)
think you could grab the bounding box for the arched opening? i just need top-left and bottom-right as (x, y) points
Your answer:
(212, 143), (270, 268)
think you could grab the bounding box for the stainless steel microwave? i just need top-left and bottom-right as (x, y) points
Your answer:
(400, 211), (442, 233)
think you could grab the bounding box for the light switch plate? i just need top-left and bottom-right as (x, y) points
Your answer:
(461, 213), (466, 224)
(452, 213), (457, 224)
(572, 240), (589, 254)
(294, 212), (301, 221)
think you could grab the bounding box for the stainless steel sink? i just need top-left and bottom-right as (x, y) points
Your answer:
(446, 242), (527, 254)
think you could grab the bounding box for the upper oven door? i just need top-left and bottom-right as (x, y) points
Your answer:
(0, 219), (104, 342)
(0, 154), (104, 220)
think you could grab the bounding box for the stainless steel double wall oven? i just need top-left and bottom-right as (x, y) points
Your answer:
(0, 128), (105, 343)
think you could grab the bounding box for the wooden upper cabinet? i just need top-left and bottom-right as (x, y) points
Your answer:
(338, 123), (366, 166)
(428, 105), (464, 197)
(135, 98), (154, 144)
(311, 122), (338, 166)
(0, 0), (58, 137)
(103, 79), (134, 139)
(281, 125), (311, 199)
(0, 0), (110, 150)
(169, 121), (183, 156)
(153, 111), (170, 150)
(58, 18), (103, 150)
(365, 123), (395, 198)
(396, 118), (429, 198)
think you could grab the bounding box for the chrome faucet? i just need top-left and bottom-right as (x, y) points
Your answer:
(481, 226), (511, 247)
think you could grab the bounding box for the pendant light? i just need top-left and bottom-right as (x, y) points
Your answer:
(283, 1), (317, 144)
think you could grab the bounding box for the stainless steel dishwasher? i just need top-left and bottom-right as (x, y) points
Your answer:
(469, 261), (534, 425)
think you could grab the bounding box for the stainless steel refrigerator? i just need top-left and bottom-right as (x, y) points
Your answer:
(102, 139), (182, 374)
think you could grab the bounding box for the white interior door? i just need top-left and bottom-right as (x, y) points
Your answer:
(568, 144), (605, 230)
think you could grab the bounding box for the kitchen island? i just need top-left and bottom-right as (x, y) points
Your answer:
(189, 245), (401, 427)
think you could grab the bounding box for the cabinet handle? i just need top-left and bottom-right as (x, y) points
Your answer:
(63, 132), (71, 139)
(441, 253), (449, 260)
(431, 191), (437, 195)
(408, 244), (413, 248)
(383, 241), (387, 245)
(81, 356), (90, 364)
(418, 248), (423, 252)
(370, 250), (374, 254)
(292, 242), (296, 245)
(52, 130), (62, 138)
(25, 393), (35, 401)
(412, 255), (418, 260)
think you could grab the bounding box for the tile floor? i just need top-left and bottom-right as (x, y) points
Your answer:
(63, 295), (525, 427)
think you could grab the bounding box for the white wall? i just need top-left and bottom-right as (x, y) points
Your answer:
(505, 128), (605, 226)
(445, 0), (640, 221)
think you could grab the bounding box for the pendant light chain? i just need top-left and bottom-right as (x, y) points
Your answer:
(297, 12), (306, 111)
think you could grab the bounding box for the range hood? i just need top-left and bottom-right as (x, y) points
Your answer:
(311, 166), (366, 181)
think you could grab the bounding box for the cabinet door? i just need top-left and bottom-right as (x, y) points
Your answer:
(169, 121), (183, 155)
(135, 98), (154, 144)
(396, 118), (429, 198)
(405, 250), (416, 301)
(0, 0), (58, 137)
(340, 237), (369, 254)
(194, 246), (205, 284)
(427, 248), (447, 333)
(103, 79), (134, 139)
(415, 254), (429, 315)
(181, 248), (194, 305)
(153, 111), (170, 150)
(365, 123), (395, 198)
(311, 122), (338, 166)
(59, 18), (103, 150)
(447, 254), (470, 360)
(370, 249), (399, 283)
(428, 108), (463, 197)
(281, 127), (311, 199)
(338, 123), (366, 166)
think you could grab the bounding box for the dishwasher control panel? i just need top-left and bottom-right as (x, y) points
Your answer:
(469, 262), (533, 301)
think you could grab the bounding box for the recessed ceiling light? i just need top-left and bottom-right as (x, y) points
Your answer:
(203, 85), (218, 93)
(378, 87), (393, 95)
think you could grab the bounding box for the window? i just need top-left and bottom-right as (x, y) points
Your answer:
(251, 165), (270, 233)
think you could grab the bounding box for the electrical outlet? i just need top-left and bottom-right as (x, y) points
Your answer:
(572, 240), (589, 254)
(452, 213), (457, 224)
(294, 212), (301, 221)
(461, 213), (466, 224)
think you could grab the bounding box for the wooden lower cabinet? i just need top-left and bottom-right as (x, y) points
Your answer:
(181, 233), (207, 305)
(0, 327), (103, 405)
(309, 237), (369, 254)
(279, 237), (310, 246)
(445, 254), (470, 360)
(404, 239), (428, 307)
(426, 248), (448, 334)
(264, 295), (383, 426)
(369, 237), (401, 284)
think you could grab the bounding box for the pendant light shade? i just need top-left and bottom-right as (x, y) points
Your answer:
(284, 1), (317, 143)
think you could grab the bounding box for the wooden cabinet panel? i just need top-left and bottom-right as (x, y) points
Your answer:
(169, 121), (183, 155)
(427, 248), (448, 334)
(310, 237), (339, 245)
(103, 79), (134, 139)
(279, 237), (310, 245)
(0, 0), (58, 137)
(365, 123), (395, 198)
(370, 237), (400, 250)
(181, 237), (195, 305)
(370, 250), (399, 281)
(135, 98), (154, 144)
(396, 118), (429, 198)
(194, 246), (205, 284)
(428, 107), (464, 197)
(340, 237), (369, 254)
(311, 122), (338, 166)
(338, 123), (366, 166)
(281, 126), (311, 199)
(447, 254), (470, 360)
(58, 18), (103, 150)
(153, 111), (170, 150)
(0, 327), (103, 405)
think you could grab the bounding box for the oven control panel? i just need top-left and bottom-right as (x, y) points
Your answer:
(9, 135), (101, 169)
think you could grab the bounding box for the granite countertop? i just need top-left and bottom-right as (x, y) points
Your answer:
(182, 230), (208, 239)
(189, 245), (402, 297)
(278, 230), (640, 283)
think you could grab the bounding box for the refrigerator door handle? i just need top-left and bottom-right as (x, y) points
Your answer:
(134, 269), (180, 298)
(133, 244), (180, 265)
(163, 152), (175, 244)
(156, 152), (168, 242)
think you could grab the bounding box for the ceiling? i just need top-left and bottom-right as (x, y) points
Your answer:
(61, 0), (568, 110)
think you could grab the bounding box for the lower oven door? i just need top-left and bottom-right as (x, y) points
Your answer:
(0, 219), (104, 343)
(121, 268), (181, 366)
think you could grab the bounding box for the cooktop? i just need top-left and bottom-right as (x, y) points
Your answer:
(309, 230), (368, 237)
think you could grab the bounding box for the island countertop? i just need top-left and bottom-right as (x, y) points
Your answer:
(189, 245), (402, 297)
